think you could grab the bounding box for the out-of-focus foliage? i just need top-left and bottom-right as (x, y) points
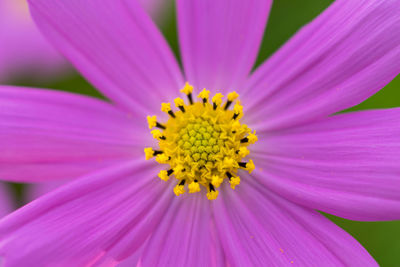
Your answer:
(7, 0), (400, 265)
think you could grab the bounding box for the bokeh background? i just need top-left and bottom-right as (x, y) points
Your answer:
(2, 0), (400, 265)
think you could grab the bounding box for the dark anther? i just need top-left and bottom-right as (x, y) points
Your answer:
(194, 179), (198, 183)
(179, 179), (186, 186)
(240, 137), (249, 143)
(213, 103), (217, 110)
(168, 110), (176, 118)
(226, 172), (233, 180)
(156, 122), (166, 130)
(238, 162), (247, 168)
(178, 106), (185, 113)
(224, 101), (232, 110)
(167, 169), (174, 176)
(235, 150), (239, 154)
(188, 93), (194, 105)
(233, 113), (239, 120)
(202, 98), (207, 105)
(153, 150), (163, 156)
(160, 136), (166, 140)
(232, 131), (237, 134)
(209, 183), (216, 192)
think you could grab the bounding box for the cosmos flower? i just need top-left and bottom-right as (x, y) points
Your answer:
(0, 0), (67, 82)
(0, 0), (399, 266)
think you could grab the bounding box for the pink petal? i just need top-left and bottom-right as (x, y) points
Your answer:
(0, 160), (172, 266)
(254, 108), (400, 221)
(177, 0), (272, 92)
(244, 0), (400, 131)
(213, 179), (376, 266)
(0, 183), (13, 217)
(26, 180), (69, 203)
(0, 0), (67, 82)
(27, 0), (183, 115)
(141, 194), (225, 266)
(0, 86), (146, 182)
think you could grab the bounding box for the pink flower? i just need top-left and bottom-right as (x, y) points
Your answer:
(1, 0), (400, 266)
(0, 0), (67, 81)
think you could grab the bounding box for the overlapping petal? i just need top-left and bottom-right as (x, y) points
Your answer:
(0, 160), (172, 266)
(141, 194), (225, 266)
(0, 87), (145, 182)
(244, 0), (400, 131)
(27, 0), (184, 115)
(177, 0), (272, 93)
(253, 109), (400, 221)
(213, 179), (376, 266)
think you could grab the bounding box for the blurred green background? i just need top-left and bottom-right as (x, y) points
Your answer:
(8, 0), (400, 265)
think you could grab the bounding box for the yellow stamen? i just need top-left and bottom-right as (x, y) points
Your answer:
(207, 190), (219, 200)
(174, 184), (185, 196)
(144, 147), (155, 160)
(180, 82), (193, 95)
(158, 170), (170, 181)
(212, 93), (224, 107)
(151, 129), (164, 140)
(247, 131), (258, 144)
(237, 147), (250, 158)
(155, 154), (169, 164)
(174, 97), (185, 108)
(147, 115), (157, 129)
(161, 103), (172, 113)
(145, 82), (257, 200)
(211, 175), (224, 188)
(230, 176), (240, 189)
(232, 120), (242, 131)
(198, 89), (210, 101)
(227, 91), (239, 101)
(246, 160), (255, 173)
(188, 181), (201, 193)
(233, 102), (243, 119)
(223, 158), (237, 169)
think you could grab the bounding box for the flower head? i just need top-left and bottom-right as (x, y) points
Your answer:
(0, 0), (400, 266)
(145, 85), (257, 199)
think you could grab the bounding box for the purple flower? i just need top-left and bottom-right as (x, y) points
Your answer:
(0, 0), (400, 265)
(0, 0), (67, 81)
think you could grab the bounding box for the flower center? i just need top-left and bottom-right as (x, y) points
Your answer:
(144, 82), (257, 200)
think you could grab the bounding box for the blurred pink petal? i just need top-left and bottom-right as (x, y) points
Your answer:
(0, 0), (67, 81)
(0, 183), (13, 217)
(139, 0), (172, 23)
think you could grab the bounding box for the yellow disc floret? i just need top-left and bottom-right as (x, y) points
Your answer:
(144, 82), (258, 200)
